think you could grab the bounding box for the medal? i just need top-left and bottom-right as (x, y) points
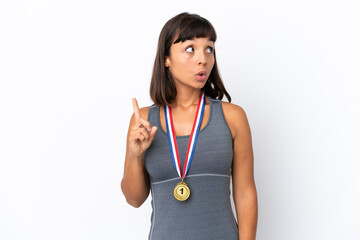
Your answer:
(164, 91), (206, 201)
(173, 181), (190, 201)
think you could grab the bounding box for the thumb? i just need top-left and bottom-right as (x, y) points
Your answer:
(149, 126), (158, 140)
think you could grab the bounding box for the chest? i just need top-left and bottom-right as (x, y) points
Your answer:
(145, 102), (234, 183)
(158, 104), (211, 137)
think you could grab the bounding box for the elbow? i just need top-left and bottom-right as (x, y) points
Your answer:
(120, 181), (145, 208)
(126, 199), (143, 208)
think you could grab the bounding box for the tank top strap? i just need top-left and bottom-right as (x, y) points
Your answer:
(147, 96), (231, 139)
(207, 96), (232, 138)
(147, 104), (159, 127)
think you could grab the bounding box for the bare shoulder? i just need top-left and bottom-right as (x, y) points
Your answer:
(220, 100), (251, 139)
(139, 106), (151, 120)
(128, 105), (152, 127)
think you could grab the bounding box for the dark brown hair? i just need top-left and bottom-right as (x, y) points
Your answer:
(150, 12), (231, 106)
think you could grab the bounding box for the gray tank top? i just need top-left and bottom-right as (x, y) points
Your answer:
(144, 95), (239, 240)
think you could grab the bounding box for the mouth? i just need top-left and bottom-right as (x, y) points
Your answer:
(195, 70), (207, 81)
(196, 70), (207, 77)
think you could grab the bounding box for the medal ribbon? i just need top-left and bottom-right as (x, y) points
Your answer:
(164, 91), (206, 180)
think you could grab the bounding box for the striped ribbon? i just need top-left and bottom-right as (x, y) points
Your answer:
(164, 91), (206, 180)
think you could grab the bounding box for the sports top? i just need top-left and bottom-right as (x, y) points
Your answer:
(144, 95), (239, 240)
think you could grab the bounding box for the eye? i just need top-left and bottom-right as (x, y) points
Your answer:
(185, 46), (214, 53)
(185, 46), (194, 53)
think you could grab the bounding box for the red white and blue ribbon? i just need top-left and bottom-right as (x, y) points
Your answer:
(164, 92), (206, 180)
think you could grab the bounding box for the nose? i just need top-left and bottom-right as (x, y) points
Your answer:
(197, 51), (207, 65)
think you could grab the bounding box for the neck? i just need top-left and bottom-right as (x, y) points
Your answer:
(171, 88), (202, 109)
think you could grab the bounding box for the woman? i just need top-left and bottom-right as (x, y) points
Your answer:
(121, 12), (258, 240)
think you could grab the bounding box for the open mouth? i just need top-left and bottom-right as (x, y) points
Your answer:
(195, 73), (207, 81)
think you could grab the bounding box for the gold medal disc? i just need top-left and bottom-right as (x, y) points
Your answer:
(173, 181), (190, 201)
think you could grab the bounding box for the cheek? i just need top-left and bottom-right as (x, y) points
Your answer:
(170, 52), (185, 64)
(207, 56), (215, 67)
(174, 57), (192, 71)
(209, 54), (215, 62)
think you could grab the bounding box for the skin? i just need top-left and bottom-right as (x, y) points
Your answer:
(121, 37), (258, 240)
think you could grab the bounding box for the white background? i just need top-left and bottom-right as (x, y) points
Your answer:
(0, 0), (359, 239)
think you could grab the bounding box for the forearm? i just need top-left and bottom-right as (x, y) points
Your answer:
(235, 189), (258, 240)
(121, 156), (150, 207)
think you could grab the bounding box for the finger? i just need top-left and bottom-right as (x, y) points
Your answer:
(132, 128), (149, 141)
(132, 98), (140, 121)
(138, 127), (150, 139)
(130, 130), (145, 142)
(137, 132), (145, 141)
(134, 118), (152, 132)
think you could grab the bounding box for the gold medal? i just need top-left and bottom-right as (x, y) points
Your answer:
(173, 181), (190, 201)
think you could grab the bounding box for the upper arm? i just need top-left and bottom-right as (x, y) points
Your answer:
(222, 102), (255, 198)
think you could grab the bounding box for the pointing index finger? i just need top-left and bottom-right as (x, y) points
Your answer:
(132, 98), (140, 121)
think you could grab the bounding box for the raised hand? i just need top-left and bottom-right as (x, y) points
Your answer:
(128, 98), (158, 159)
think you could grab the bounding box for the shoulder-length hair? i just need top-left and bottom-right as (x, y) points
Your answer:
(150, 12), (231, 106)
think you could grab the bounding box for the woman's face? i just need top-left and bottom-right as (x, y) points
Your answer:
(165, 37), (215, 90)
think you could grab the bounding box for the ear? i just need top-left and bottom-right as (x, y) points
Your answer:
(165, 56), (170, 67)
